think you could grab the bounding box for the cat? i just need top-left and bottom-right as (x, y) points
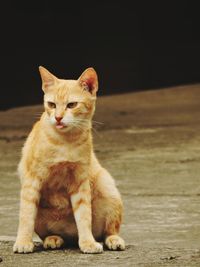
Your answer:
(13, 66), (125, 254)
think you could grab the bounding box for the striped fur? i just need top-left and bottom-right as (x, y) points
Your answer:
(13, 67), (125, 254)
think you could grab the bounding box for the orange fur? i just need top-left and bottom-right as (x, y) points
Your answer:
(13, 66), (125, 254)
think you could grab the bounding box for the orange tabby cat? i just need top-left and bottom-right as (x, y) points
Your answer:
(13, 66), (125, 254)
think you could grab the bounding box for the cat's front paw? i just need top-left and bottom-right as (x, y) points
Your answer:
(13, 240), (34, 253)
(79, 240), (103, 254)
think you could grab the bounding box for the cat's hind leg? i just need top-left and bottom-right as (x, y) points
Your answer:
(105, 235), (125, 251)
(35, 210), (64, 250)
(43, 235), (64, 249)
(92, 168), (125, 251)
(104, 204), (125, 251)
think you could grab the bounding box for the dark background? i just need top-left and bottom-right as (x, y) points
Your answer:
(1, 0), (200, 110)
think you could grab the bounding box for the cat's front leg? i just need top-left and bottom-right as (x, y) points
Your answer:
(13, 178), (41, 253)
(71, 178), (103, 254)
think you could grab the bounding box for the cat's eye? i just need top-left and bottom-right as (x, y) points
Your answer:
(47, 101), (56, 109)
(67, 102), (78, 109)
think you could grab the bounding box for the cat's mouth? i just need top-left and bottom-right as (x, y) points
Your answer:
(55, 123), (66, 129)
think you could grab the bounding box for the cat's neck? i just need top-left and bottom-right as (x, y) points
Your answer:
(40, 112), (92, 144)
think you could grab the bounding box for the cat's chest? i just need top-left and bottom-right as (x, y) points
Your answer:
(47, 161), (77, 190)
(52, 144), (77, 163)
(40, 162), (76, 209)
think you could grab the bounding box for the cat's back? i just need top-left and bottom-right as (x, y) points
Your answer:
(18, 116), (50, 179)
(20, 118), (45, 162)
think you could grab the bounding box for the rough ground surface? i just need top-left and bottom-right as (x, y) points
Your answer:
(0, 84), (200, 266)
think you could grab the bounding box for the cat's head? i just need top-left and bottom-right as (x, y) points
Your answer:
(39, 66), (98, 132)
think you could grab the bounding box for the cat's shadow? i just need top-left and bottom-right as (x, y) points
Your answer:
(33, 242), (111, 254)
(34, 241), (79, 253)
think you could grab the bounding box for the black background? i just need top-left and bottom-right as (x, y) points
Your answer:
(1, 0), (200, 110)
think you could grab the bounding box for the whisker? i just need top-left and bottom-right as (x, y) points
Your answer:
(44, 116), (102, 137)
(73, 118), (104, 125)
(92, 120), (104, 125)
(71, 123), (87, 133)
(91, 126), (101, 137)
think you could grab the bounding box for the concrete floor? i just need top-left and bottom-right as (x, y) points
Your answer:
(0, 84), (200, 266)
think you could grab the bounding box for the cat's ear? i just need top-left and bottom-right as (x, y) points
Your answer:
(78, 68), (98, 95)
(39, 66), (58, 92)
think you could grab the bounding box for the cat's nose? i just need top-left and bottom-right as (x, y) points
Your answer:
(55, 116), (63, 123)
